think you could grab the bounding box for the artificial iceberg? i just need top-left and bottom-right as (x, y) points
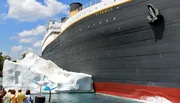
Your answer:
(3, 52), (94, 93)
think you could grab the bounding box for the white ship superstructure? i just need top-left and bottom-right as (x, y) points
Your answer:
(42, 20), (62, 51)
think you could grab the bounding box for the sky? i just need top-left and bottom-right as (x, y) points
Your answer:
(0, 0), (91, 60)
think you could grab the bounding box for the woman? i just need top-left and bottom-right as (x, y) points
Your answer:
(4, 89), (11, 103)
(8, 90), (16, 103)
(0, 90), (6, 103)
(24, 90), (33, 103)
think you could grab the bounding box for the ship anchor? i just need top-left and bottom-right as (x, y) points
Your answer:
(147, 4), (162, 24)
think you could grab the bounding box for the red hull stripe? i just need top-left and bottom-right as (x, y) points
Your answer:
(94, 82), (180, 103)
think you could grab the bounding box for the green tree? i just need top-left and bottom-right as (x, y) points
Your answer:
(22, 53), (27, 59)
(3, 56), (11, 61)
(0, 52), (3, 71)
(13, 60), (17, 62)
(0, 52), (12, 71)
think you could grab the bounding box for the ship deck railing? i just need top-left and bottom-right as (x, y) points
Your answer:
(82, 0), (102, 9)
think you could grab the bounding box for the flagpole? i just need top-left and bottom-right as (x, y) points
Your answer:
(40, 85), (42, 96)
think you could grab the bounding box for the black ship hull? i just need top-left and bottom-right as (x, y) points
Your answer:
(42, 0), (180, 102)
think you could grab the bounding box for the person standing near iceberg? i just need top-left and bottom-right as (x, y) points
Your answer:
(16, 89), (27, 103)
(24, 90), (33, 103)
(8, 90), (16, 103)
(4, 89), (11, 103)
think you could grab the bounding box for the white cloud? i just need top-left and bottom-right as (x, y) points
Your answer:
(11, 46), (23, 53)
(0, 13), (6, 24)
(6, 0), (69, 21)
(0, 13), (6, 19)
(9, 46), (23, 59)
(2, 52), (8, 56)
(9, 45), (41, 60)
(19, 38), (35, 43)
(10, 25), (46, 44)
(9, 36), (18, 40)
(9, 24), (46, 59)
(33, 40), (42, 48)
(18, 25), (46, 37)
(23, 47), (41, 55)
(10, 36), (36, 44)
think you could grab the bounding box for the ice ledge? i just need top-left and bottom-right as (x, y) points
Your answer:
(3, 52), (94, 93)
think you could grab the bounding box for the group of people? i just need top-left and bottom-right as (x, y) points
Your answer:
(0, 89), (33, 103)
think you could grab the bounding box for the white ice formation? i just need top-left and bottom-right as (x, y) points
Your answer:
(140, 96), (172, 103)
(3, 52), (94, 93)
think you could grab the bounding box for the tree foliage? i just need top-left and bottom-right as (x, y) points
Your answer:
(0, 52), (3, 71)
(22, 53), (28, 59)
(0, 52), (12, 71)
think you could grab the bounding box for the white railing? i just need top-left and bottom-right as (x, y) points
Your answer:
(83, 0), (102, 9)
(42, 29), (60, 43)
(42, 24), (61, 51)
(43, 28), (61, 43)
(42, 32), (59, 51)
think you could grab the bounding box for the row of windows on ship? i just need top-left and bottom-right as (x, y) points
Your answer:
(44, 16), (120, 55)
(44, 5), (123, 54)
(65, 16), (119, 40)
(43, 39), (107, 57)
(45, 49), (112, 63)
(52, 52), (112, 63)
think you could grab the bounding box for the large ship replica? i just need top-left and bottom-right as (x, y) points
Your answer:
(42, 0), (180, 102)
